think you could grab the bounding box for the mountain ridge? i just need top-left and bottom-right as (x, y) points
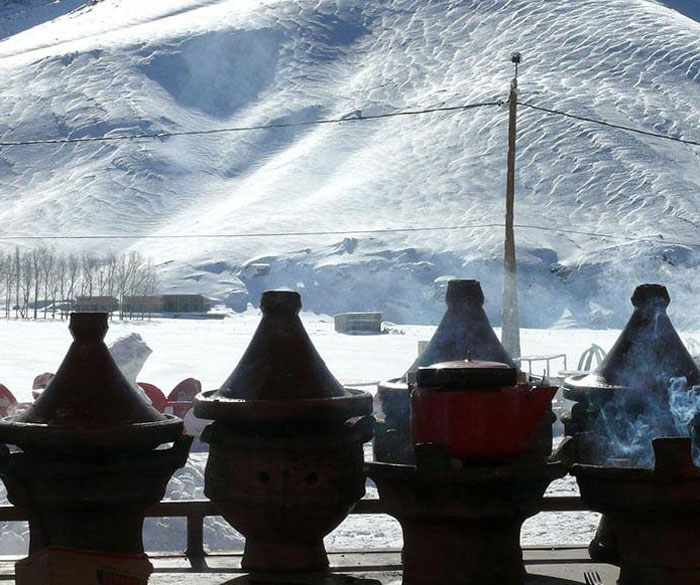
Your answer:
(1, 0), (699, 328)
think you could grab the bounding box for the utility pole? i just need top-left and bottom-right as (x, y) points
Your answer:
(501, 52), (521, 359)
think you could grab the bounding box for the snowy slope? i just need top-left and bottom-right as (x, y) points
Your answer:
(0, 0), (699, 327)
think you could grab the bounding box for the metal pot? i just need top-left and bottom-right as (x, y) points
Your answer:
(412, 358), (557, 458)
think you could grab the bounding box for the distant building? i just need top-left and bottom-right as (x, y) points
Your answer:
(121, 296), (162, 315)
(122, 294), (212, 314)
(74, 296), (119, 313)
(334, 312), (383, 334)
(161, 294), (211, 314)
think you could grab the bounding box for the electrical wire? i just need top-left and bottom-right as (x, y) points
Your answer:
(519, 101), (700, 147)
(0, 96), (698, 249)
(0, 101), (501, 147)
(0, 98), (697, 149)
(1, 223), (699, 249)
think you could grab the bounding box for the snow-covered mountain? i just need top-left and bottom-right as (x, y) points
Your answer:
(1, 0), (699, 328)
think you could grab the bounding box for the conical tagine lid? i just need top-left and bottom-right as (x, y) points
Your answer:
(0, 312), (182, 450)
(565, 284), (700, 398)
(403, 280), (515, 380)
(194, 290), (372, 424)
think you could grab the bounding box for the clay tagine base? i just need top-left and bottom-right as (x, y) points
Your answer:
(15, 547), (153, 585)
(0, 435), (192, 555)
(574, 437), (700, 585)
(203, 418), (373, 573)
(367, 440), (571, 585)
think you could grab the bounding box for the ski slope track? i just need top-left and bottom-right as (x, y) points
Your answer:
(0, 0), (699, 328)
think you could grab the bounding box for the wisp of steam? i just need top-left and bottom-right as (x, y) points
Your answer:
(593, 377), (700, 467)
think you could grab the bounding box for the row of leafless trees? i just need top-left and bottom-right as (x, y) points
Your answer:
(0, 248), (158, 320)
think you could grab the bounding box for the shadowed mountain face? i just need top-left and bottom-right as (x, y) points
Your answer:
(0, 0), (699, 327)
(0, 0), (89, 42)
(139, 29), (281, 119)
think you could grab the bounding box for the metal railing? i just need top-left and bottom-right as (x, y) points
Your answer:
(0, 495), (586, 558)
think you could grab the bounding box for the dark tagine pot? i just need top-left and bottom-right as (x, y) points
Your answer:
(375, 279), (554, 464)
(368, 354), (567, 585)
(563, 284), (700, 565)
(0, 312), (191, 556)
(195, 290), (373, 573)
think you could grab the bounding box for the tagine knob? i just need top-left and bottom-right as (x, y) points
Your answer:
(631, 284), (670, 310)
(260, 290), (302, 316)
(445, 279), (485, 309)
(69, 312), (109, 343)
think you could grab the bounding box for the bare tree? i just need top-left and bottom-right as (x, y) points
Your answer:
(36, 248), (54, 319)
(6, 253), (12, 319)
(53, 256), (67, 319)
(95, 258), (109, 297)
(66, 253), (80, 314)
(116, 252), (145, 319)
(13, 248), (21, 319)
(129, 257), (158, 319)
(5, 253), (11, 319)
(32, 248), (41, 319)
(20, 252), (33, 318)
(0, 255), (7, 319)
(80, 252), (99, 298)
(104, 252), (118, 300)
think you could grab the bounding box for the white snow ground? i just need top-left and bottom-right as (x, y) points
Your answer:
(0, 313), (698, 553)
(0, 0), (700, 328)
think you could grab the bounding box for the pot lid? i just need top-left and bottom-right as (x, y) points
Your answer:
(0, 313), (182, 449)
(565, 284), (700, 396)
(403, 280), (516, 381)
(416, 356), (518, 388)
(194, 290), (372, 423)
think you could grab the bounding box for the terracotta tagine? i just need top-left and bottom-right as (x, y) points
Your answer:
(574, 437), (700, 585)
(375, 279), (552, 464)
(195, 290), (373, 573)
(563, 284), (700, 564)
(0, 313), (191, 580)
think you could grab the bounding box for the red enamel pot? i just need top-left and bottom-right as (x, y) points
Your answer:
(411, 358), (557, 458)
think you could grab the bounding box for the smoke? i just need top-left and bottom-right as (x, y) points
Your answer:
(668, 378), (700, 436)
(589, 377), (700, 467)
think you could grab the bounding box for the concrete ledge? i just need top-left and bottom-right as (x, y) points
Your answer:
(0, 547), (621, 584)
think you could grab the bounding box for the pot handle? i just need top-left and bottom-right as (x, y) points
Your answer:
(345, 415), (375, 442)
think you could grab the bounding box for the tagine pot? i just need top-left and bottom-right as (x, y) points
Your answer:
(562, 284), (700, 564)
(375, 279), (519, 463)
(195, 290), (373, 572)
(0, 312), (191, 556)
(564, 284), (699, 404)
(574, 438), (700, 585)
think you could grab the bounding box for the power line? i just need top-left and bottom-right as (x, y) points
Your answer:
(0, 224), (489, 240)
(0, 96), (698, 249)
(0, 101), (501, 147)
(2, 222), (699, 249)
(519, 101), (700, 148)
(0, 97), (697, 151)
